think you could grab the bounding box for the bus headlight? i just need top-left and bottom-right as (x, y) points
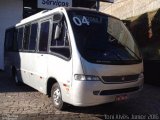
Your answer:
(74, 74), (100, 81)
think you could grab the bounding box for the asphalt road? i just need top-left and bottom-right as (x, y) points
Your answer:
(0, 71), (160, 120)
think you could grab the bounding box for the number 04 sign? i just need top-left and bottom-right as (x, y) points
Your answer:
(73, 16), (90, 26)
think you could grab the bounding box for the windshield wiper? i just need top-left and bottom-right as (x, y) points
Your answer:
(108, 40), (141, 60)
(107, 33), (141, 60)
(119, 42), (141, 60)
(86, 48), (123, 61)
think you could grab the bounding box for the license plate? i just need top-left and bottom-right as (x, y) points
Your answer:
(115, 95), (128, 101)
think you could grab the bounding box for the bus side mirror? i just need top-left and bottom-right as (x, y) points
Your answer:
(54, 23), (62, 40)
(53, 12), (63, 23)
(53, 12), (63, 40)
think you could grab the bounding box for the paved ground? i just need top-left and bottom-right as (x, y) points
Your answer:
(0, 71), (160, 120)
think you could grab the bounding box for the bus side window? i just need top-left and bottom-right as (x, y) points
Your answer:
(50, 21), (71, 59)
(29, 23), (38, 51)
(23, 25), (31, 50)
(56, 22), (65, 46)
(17, 27), (24, 50)
(51, 23), (56, 46)
(39, 21), (50, 52)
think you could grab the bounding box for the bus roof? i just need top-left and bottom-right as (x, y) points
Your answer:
(16, 7), (119, 27)
(16, 7), (65, 27)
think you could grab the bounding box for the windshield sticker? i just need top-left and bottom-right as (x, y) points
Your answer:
(72, 15), (102, 26)
(73, 16), (90, 26)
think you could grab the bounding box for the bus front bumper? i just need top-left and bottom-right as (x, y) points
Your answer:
(70, 78), (143, 107)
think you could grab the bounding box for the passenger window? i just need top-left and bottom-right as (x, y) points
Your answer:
(56, 22), (65, 46)
(51, 24), (56, 46)
(39, 21), (50, 52)
(29, 23), (38, 50)
(50, 21), (70, 58)
(23, 25), (31, 50)
(17, 27), (23, 50)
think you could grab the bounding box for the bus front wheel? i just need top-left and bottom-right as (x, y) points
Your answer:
(51, 83), (67, 110)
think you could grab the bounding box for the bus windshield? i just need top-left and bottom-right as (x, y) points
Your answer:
(67, 9), (142, 64)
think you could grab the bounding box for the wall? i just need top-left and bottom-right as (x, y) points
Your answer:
(125, 9), (160, 60)
(124, 9), (160, 84)
(100, 0), (160, 19)
(0, 0), (23, 69)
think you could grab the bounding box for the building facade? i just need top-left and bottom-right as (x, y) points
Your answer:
(0, 0), (23, 69)
(100, 0), (160, 19)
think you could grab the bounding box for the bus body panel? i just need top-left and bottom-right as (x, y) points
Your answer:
(69, 56), (143, 106)
(81, 57), (143, 77)
(18, 52), (48, 94)
(47, 54), (73, 103)
(18, 52), (73, 99)
(71, 79), (143, 106)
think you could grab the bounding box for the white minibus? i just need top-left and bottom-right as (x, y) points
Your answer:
(4, 7), (144, 110)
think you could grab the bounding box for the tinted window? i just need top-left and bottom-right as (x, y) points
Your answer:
(51, 24), (56, 46)
(50, 21), (70, 58)
(17, 27), (24, 50)
(23, 25), (30, 50)
(68, 10), (141, 64)
(29, 23), (38, 50)
(39, 21), (49, 52)
(50, 48), (70, 58)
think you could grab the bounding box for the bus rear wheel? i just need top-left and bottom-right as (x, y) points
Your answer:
(51, 83), (67, 110)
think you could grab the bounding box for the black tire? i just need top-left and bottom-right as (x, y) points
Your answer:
(51, 83), (67, 110)
(12, 69), (22, 85)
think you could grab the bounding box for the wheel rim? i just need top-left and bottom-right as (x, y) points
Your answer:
(53, 88), (61, 106)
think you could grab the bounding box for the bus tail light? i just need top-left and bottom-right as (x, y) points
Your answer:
(74, 74), (100, 81)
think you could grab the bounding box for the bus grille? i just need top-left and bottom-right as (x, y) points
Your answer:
(101, 74), (139, 84)
(100, 87), (140, 95)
